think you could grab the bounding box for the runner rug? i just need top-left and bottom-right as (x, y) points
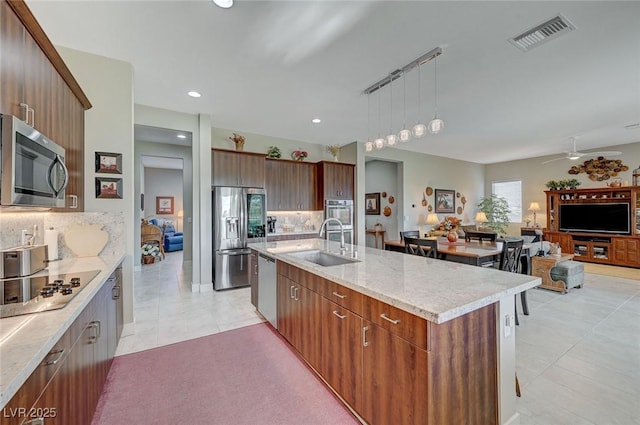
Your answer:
(92, 323), (358, 425)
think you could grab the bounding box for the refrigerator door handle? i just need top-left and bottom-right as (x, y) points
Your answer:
(240, 188), (247, 246)
(217, 249), (252, 256)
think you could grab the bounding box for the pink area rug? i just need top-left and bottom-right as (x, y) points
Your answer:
(91, 323), (359, 425)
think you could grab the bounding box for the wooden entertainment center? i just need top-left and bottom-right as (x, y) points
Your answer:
(543, 186), (640, 268)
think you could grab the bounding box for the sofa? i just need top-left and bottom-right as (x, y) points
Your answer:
(149, 219), (184, 252)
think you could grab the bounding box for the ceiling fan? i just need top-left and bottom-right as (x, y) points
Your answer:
(541, 137), (622, 164)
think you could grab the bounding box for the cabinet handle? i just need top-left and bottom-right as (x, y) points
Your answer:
(29, 107), (35, 127)
(112, 284), (121, 300)
(332, 310), (346, 319)
(332, 291), (346, 299)
(25, 419), (44, 425)
(380, 313), (400, 325)
(44, 348), (65, 366)
(88, 320), (101, 343)
(290, 285), (295, 299)
(19, 102), (30, 124)
(294, 287), (299, 301)
(68, 194), (78, 209)
(362, 325), (369, 347)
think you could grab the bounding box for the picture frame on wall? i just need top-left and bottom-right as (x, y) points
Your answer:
(95, 151), (123, 174)
(95, 177), (123, 199)
(156, 196), (174, 215)
(365, 192), (381, 215)
(435, 189), (455, 214)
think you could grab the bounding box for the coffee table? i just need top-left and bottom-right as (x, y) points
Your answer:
(531, 253), (575, 293)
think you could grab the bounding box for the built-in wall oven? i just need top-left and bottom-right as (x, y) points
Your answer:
(324, 199), (353, 245)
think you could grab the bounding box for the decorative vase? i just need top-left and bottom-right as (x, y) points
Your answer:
(447, 230), (458, 243)
(235, 144), (244, 152)
(142, 255), (155, 264)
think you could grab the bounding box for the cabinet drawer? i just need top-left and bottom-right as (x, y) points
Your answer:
(315, 281), (364, 316)
(1, 328), (71, 425)
(364, 298), (429, 350)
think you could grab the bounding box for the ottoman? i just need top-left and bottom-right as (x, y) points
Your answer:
(550, 260), (584, 291)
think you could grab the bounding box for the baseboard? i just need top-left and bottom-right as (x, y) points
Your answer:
(199, 282), (213, 293)
(503, 412), (520, 425)
(122, 322), (135, 337)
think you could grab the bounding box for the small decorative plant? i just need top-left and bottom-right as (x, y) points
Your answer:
(266, 146), (281, 158)
(228, 133), (245, 151)
(440, 216), (461, 231)
(566, 178), (581, 189)
(545, 180), (559, 190)
(477, 195), (511, 235)
(291, 149), (308, 161)
(141, 243), (160, 258)
(326, 144), (341, 161)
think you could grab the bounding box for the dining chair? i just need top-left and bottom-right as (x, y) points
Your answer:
(498, 238), (525, 325)
(400, 230), (420, 241)
(464, 230), (498, 243)
(404, 236), (437, 258)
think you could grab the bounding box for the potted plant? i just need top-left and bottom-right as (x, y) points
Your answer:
(566, 178), (581, 189)
(266, 146), (281, 158)
(291, 149), (308, 161)
(545, 180), (558, 190)
(141, 243), (160, 264)
(477, 194), (511, 235)
(228, 133), (245, 151)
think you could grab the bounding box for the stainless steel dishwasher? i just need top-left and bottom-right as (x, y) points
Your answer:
(257, 253), (277, 329)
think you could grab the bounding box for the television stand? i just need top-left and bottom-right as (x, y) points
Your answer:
(543, 186), (640, 268)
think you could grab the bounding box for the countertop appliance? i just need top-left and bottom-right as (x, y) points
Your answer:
(1, 114), (68, 208)
(212, 187), (267, 290)
(324, 199), (354, 245)
(0, 245), (48, 279)
(267, 216), (277, 234)
(257, 252), (277, 328)
(0, 269), (100, 318)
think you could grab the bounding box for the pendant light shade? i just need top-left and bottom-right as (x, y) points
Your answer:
(428, 55), (444, 134)
(374, 137), (385, 150)
(385, 75), (397, 146)
(364, 91), (374, 152)
(398, 71), (411, 142)
(365, 141), (374, 152)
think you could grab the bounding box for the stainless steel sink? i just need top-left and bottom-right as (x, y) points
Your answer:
(288, 250), (360, 267)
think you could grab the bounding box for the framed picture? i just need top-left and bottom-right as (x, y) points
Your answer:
(365, 192), (381, 215)
(95, 152), (122, 174)
(156, 196), (174, 215)
(95, 177), (123, 199)
(435, 189), (455, 214)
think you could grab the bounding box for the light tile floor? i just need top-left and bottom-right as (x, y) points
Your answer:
(115, 252), (640, 424)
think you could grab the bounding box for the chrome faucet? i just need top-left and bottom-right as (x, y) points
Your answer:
(319, 218), (345, 251)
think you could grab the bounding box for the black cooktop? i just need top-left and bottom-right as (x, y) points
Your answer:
(0, 270), (101, 319)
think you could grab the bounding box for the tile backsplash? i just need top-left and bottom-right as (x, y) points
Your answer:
(0, 211), (124, 258)
(267, 211), (323, 233)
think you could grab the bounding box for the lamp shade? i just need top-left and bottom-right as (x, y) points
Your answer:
(426, 213), (440, 225)
(528, 202), (541, 212)
(475, 212), (488, 223)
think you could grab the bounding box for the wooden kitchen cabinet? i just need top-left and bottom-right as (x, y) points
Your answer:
(212, 149), (265, 187)
(544, 231), (572, 254)
(316, 161), (355, 201)
(612, 237), (640, 266)
(321, 298), (363, 411)
(361, 322), (429, 425)
(249, 250), (258, 308)
(0, 0), (90, 211)
(265, 159), (316, 210)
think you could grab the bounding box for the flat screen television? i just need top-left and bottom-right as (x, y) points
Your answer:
(559, 203), (630, 234)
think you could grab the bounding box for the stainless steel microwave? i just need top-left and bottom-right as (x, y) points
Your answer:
(0, 114), (68, 208)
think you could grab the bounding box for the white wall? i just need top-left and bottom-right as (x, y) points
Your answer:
(57, 46), (136, 330)
(486, 142), (640, 235)
(365, 160), (400, 246)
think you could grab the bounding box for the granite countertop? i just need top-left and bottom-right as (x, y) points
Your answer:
(248, 239), (541, 324)
(0, 254), (125, 408)
(268, 230), (318, 236)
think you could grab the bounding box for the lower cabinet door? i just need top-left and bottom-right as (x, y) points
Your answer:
(321, 298), (363, 412)
(362, 322), (429, 425)
(29, 359), (71, 425)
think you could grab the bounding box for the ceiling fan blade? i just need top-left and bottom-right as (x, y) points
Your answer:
(541, 156), (568, 165)
(579, 150), (622, 157)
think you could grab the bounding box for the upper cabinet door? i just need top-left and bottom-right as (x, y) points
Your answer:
(318, 162), (355, 201)
(212, 149), (266, 188)
(297, 162), (317, 210)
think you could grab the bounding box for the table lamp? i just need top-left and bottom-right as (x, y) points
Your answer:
(426, 213), (440, 236)
(177, 210), (184, 232)
(474, 211), (488, 230)
(528, 202), (541, 227)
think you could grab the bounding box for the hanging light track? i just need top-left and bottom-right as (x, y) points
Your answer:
(362, 47), (442, 95)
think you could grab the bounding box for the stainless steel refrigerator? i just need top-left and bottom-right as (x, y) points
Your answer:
(212, 187), (267, 290)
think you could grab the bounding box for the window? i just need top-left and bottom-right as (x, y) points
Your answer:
(492, 180), (522, 222)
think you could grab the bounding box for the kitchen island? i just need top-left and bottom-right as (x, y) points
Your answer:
(249, 238), (540, 425)
(0, 254), (125, 424)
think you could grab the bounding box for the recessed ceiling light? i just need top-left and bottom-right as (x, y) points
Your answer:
(187, 91), (201, 98)
(311, 118), (321, 124)
(212, 0), (233, 8)
(177, 134), (186, 139)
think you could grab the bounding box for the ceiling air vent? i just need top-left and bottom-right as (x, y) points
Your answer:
(509, 14), (576, 52)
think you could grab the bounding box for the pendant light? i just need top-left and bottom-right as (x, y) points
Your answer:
(385, 74), (398, 146)
(398, 71), (411, 142)
(374, 84), (385, 150)
(412, 64), (426, 138)
(364, 92), (374, 152)
(428, 54), (444, 134)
